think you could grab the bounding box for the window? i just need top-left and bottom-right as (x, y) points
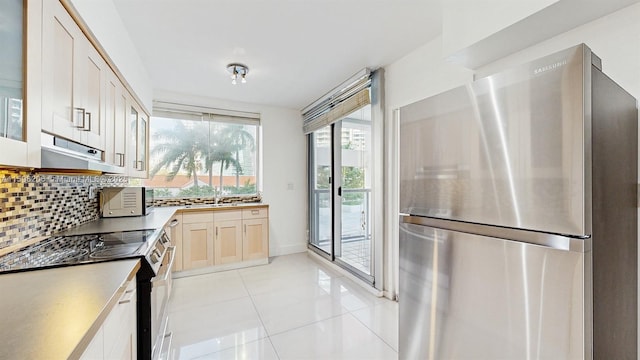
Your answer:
(143, 106), (259, 198)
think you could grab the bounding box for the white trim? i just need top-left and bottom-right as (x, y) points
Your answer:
(153, 100), (260, 119)
(172, 258), (269, 278)
(271, 243), (308, 256)
(301, 68), (371, 113)
(307, 249), (387, 298)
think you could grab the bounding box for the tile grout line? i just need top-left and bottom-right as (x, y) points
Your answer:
(348, 303), (398, 354)
(238, 267), (283, 360)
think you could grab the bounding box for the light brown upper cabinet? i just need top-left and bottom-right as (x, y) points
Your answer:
(128, 99), (149, 178)
(0, 0), (41, 168)
(42, 0), (107, 150)
(105, 71), (128, 169)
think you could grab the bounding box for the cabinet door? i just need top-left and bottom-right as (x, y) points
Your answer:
(42, 0), (83, 142)
(80, 44), (107, 150)
(182, 222), (214, 270)
(80, 326), (104, 360)
(127, 100), (149, 178)
(103, 279), (137, 360)
(165, 214), (183, 272)
(214, 219), (243, 264)
(0, 0), (41, 168)
(105, 72), (127, 168)
(243, 218), (269, 260)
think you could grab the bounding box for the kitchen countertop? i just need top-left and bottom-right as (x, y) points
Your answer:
(0, 259), (140, 360)
(59, 203), (268, 236)
(59, 206), (181, 236)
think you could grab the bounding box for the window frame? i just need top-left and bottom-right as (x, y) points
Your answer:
(145, 102), (261, 199)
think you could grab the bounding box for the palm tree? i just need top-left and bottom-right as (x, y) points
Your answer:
(221, 125), (255, 188)
(150, 122), (206, 188)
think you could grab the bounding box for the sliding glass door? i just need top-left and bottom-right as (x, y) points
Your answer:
(336, 117), (372, 276)
(309, 126), (332, 254)
(309, 106), (373, 282)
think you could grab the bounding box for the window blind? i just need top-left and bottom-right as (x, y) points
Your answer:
(153, 101), (261, 126)
(302, 69), (371, 134)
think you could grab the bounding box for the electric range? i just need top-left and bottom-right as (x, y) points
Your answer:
(0, 228), (175, 360)
(0, 229), (165, 275)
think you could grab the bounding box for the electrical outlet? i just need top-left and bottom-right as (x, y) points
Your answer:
(88, 185), (96, 200)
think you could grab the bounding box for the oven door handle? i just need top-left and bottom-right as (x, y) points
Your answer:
(161, 246), (176, 282)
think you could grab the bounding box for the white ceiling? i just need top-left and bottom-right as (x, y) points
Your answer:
(112, 0), (442, 110)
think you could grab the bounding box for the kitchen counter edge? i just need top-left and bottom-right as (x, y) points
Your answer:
(59, 203), (269, 236)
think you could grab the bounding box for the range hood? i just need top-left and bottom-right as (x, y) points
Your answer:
(41, 133), (125, 174)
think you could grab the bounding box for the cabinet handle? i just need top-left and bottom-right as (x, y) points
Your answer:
(169, 219), (179, 228)
(73, 107), (86, 128)
(115, 153), (125, 167)
(215, 226), (218, 238)
(244, 224), (247, 233)
(81, 112), (92, 131)
(133, 160), (144, 170)
(251, 210), (259, 215)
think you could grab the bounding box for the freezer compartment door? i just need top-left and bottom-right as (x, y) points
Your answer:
(399, 44), (590, 236)
(399, 222), (586, 360)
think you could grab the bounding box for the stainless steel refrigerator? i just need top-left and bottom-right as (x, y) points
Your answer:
(399, 44), (637, 360)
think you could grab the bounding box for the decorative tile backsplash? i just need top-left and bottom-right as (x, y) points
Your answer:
(152, 193), (262, 207)
(0, 170), (128, 249)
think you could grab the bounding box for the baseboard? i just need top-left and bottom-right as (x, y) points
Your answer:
(306, 249), (389, 299)
(172, 258), (269, 278)
(271, 243), (308, 256)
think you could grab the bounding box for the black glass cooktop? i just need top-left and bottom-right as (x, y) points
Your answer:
(0, 229), (158, 273)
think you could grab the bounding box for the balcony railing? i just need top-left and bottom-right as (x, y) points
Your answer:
(310, 188), (372, 248)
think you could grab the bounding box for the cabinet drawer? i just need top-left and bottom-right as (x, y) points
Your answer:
(215, 210), (242, 222)
(243, 207), (268, 220)
(182, 211), (213, 224)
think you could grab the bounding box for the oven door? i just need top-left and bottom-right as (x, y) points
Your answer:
(151, 245), (175, 360)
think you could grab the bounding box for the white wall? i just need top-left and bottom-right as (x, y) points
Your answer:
(154, 90), (307, 257)
(68, 0), (153, 111)
(475, 2), (640, 99)
(383, 36), (473, 297)
(442, 0), (559, 56)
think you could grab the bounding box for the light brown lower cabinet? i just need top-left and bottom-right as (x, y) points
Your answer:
(176, 206), (269, 272)
(243, 218), (269, 261)
(214, 219), (243, 264)
(182, 222), (214, 270)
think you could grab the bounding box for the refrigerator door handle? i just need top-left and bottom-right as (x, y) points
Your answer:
(400, 215), (590, 253)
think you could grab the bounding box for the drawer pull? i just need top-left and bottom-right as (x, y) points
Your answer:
(251, 210), (259, 215)
(119, 288), (135, 305)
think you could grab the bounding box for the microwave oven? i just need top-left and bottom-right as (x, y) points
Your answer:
(100, 187), (154, 217)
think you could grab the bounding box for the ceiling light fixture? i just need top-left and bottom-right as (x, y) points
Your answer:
(227, 63), (249, 85)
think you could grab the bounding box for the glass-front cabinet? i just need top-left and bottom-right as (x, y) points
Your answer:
(128, 99), (149, 178)
(0, 0), (41, 168)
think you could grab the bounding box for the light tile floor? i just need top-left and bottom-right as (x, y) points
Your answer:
(167, 253), (398, 360)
